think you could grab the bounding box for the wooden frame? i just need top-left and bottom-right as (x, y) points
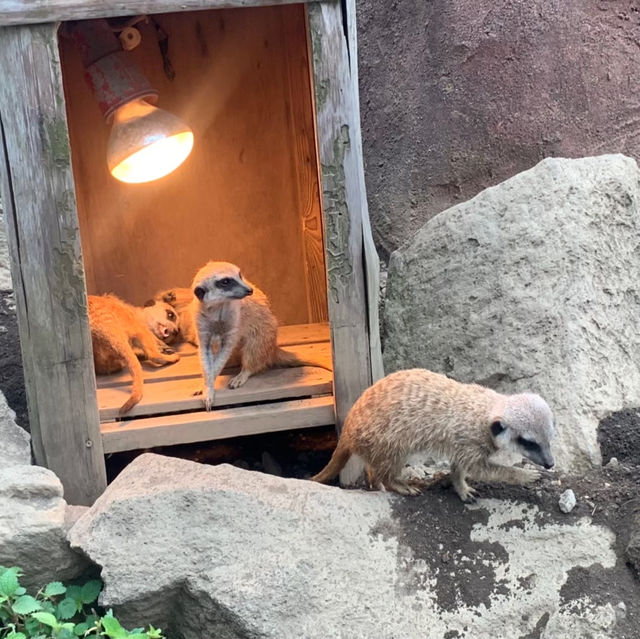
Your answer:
(0, 0), (382, 505)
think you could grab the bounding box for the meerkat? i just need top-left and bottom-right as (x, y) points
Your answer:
(312, 369), (555, 502)
(88, 294), (180, 414)
(191, 261), (332, 411)
(140, 297), (182, 344)
(146, 287), (198, 345)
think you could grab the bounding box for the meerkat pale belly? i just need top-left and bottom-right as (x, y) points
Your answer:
(312, 369), (555, 501)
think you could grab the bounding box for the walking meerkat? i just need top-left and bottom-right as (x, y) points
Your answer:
(312, 369), (555, 502)
(88, 294), (180, 414)
(191, 261), (332, 411)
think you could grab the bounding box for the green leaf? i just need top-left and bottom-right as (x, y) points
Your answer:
(0, 567), (20, 597)
(100, 614), (127, 639)
(14, 587), (26, 596)
(11, 595), (43, 615)
(125, 634), (149, 639)
(59, 626), (76, 639)
(74, 622), (89, 636)
(44, 582), (67, 598)
(24, 615), (42, 636)
(5, 632), (27, 639)
(66, 586), (82, 603)
(79, 581), (101, 605)
(57, 597), (78, 620)
(145, 626), (162, 639)
(32, 611), (59, 627)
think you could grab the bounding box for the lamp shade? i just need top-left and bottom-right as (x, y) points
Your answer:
(107, 98), (194, 183)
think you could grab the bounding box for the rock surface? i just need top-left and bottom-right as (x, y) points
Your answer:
(559, 489), (577, 514)
(357, 0), (640, 262)
(0, 465), (86, 588)
(0, 208), (12, 291)
(384, 154), (640, 471)
(69, 453), (633, 639)
(627, 515), (640, 576)
(0, 389), (30, 467)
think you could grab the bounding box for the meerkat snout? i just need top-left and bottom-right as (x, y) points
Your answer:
(490, 392), (556, 470)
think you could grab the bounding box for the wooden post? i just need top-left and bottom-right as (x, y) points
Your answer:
(0, 23), (107, 505)
(307, 2), (376, 418)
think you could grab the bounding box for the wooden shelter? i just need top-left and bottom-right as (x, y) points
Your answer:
(0, 0), (382, 505)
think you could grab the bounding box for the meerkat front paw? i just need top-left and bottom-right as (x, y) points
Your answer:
(228, 370), (250, 389)
(520, 468), (542, 484)
(193, 387), (213, 411)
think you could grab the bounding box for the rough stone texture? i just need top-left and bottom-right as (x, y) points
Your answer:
(559, 489), (577, 514)
(69, 453), (631, 639)
(384, 154), (640, 472)
(0, 389), (30, 466)
(357, 0), (640, 262)
(0, 207), (12, 291)
(628, 515), (640, 575)
(0, 465), (86, 588)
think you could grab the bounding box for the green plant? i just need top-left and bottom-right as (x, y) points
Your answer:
(0, 567), (163, 639)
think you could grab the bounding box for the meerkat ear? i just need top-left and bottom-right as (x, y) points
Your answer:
(162, 290), (177, 304)
(490, 420), (504, 436)
(143, 299), (155, 308)
(194, 286), (205, 301)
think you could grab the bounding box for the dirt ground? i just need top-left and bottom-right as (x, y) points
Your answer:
(1, 289), (638, 634)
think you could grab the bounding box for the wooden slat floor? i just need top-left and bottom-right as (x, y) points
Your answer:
(97, 323), (335, 453)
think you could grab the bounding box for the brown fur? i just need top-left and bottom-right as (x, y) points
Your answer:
(190, 261), (332, 410)
(141, 298), (181, 344)
(151, 288), (198, 345)
(312, 369), (555, 501)
(88, 294), (179, 414)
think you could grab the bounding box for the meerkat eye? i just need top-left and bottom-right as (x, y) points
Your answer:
(167, 310), (176, 321)
(517, 436), (540, 452)
(194, 286), (206, 300)
(216, 278), (234, 290)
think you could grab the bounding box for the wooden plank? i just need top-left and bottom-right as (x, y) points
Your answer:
(0, 0), (312, 27)
(101, 395), (335, 453)
(0, 23), (106, 505)
(60, 6), (326, 328)
(95, 337), (332, 388)
(307, 3), (373, 430)
(98, 365), (333, 421)
(344, 0), (384, 383)
(282, 6), (328, 323)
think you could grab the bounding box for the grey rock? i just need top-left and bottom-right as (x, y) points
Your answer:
(69, 453), (624, 638)
(384, 155), (640, 471)
(357, 1), (640, 261)
(0, 465), (87, 588)
(0, 390), (30, 467)
(627, 515), (640, 575)
(559, 489), (577, 514)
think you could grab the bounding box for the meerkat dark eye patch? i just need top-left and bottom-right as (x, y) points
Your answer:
(517, 436), (540, 452)
(194, 286), (206, 300)
(490, 420), (504, 436)
(166, 310), (176, 321)
(216, 277), (235, 290)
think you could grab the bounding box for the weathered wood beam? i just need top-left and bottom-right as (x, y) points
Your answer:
(0, 23), (107, 505)
(0, 0), (310, 27)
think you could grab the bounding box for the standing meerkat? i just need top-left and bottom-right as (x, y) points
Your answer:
(191, 261), (332, 410)
(312, 369), (555, 502)
(88, 294), (179, 414)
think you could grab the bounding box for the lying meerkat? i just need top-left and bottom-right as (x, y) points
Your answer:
(191, 261), (332, 410)
(312, 368), (555, 502)
(145, 288), (198, 345)
(140, 297), (182, 344)
(88, 294), (180, 414)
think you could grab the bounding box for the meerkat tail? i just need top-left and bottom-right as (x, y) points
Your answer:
(311, 439), (352, 483)
(274, 348), (333, 371)
(117, 346), (144, 414)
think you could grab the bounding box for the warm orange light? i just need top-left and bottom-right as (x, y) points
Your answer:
(107, 99), (194, 184)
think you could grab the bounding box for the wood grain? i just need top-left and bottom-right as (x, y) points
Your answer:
(101, 395), (334, 453)
(0, 0), (311, 27)
(0, 23), (107, 505)
(59, 5), (328, 327)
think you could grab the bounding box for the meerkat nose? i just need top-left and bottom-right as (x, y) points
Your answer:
(245, 286), (254, 296)
(544, 461), (554, 469)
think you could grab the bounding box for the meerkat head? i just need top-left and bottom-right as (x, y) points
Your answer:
(142, 299), (180, 343)
(489, 393), (556, 469)
(191, 261), (253, 310)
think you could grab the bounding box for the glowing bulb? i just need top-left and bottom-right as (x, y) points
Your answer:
(107, 99), (194, 184)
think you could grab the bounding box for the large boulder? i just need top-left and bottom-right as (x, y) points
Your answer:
(0, 389), (86, 586)
(68, 453), (630, 639)
(357, 1), (640, 261)
(384, 154), (640, 472)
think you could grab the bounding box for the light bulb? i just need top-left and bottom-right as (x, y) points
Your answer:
(107, 99), (194, 183)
